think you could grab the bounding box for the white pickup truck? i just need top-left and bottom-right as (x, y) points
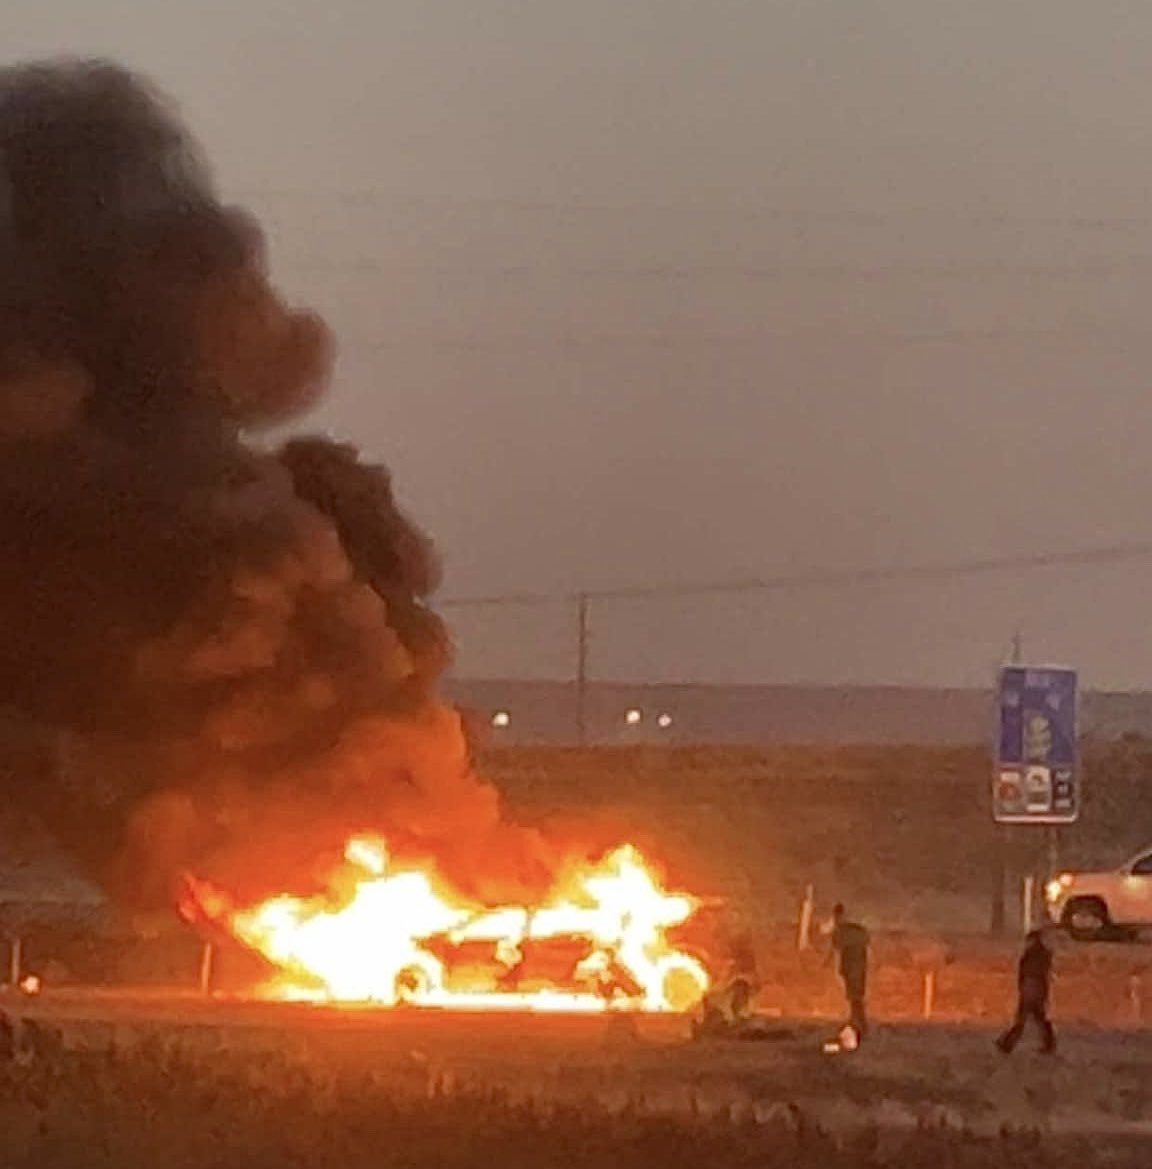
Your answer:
(1045, 845), (1152, 939)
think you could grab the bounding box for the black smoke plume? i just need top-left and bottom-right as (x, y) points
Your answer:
(0, 59), (549, 911)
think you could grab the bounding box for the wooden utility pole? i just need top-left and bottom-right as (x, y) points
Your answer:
(575, 593), (590, 746)
(991, 629), (1024, 935)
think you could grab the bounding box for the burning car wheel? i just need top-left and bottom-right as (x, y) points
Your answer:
(393, 960), (442, 1004)
(657, 956), (709, 1013)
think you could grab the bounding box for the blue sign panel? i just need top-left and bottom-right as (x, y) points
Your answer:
(994, 665), (1079, 824)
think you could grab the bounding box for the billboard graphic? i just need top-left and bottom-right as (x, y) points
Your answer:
(994, 665), (1078, 824)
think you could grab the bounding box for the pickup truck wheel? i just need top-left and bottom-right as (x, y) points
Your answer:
(1062, 897), (1109, 940)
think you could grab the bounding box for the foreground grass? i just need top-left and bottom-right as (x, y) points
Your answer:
(0, 1041), (1143, 1169)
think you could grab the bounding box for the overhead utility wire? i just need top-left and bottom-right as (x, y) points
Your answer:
(236, 189), (1152, 231)
(436, 542), (1152, 609)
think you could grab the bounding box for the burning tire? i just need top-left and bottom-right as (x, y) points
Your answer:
(392, 958), (444, 1005)
(655, 955), (710, 1013)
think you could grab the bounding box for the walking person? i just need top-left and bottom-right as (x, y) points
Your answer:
(997, 929), (1056, 1054)
(827, 903), (870, 1042)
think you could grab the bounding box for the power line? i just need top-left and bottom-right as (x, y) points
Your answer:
(236, 189), (1152, 232)
(437, 542), (1152, 610)
(340, 326), (1152, 351)
(282, 258), (1152, 279)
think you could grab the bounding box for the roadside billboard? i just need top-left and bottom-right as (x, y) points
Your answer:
(993, 665), (1078, 824)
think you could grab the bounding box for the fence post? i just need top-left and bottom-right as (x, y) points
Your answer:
(1128, 974), (1143, 1026)
(922, 970), (936, 1020)
(198, 941), (214, 996)
(8, 936), (21, 989)
(797, 885), (815, 951)
(1022, 875), (1035, 935)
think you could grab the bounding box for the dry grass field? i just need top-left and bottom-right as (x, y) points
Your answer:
(0, 999), (1150, 1167)
(483, 743), (1152, 934)
(2, 743), (1150, 1165)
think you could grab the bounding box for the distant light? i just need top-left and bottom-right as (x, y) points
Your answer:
(19, 975), (41, 997)
(625, 709), (643, 726)
(657, 713), (673, 729)
(491, 710), (511, 729)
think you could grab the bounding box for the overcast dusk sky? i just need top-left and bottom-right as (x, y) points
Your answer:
(8, 1), (1152, 687)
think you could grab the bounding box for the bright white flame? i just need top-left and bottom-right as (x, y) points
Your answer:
(657, 713), (673, 729)
(625, 709), (642, 726)
(491, 711), (511, 729)
(190, 840), (710, 1014)
(345, 836), (388, 876)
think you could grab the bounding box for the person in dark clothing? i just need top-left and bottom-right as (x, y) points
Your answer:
(997, 930), (1055, 1054)
(723, 933), (759, 1020)
(827, 904), (869, 1040)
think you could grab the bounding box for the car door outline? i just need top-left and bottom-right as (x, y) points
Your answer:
(1119, 850), (1152, 925)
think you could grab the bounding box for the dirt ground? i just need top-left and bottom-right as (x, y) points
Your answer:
(741, 928), (1152, 1027)
(8, 992), (1152, 1143)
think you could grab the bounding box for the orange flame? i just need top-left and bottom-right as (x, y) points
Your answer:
(189, 836), (711, 1013)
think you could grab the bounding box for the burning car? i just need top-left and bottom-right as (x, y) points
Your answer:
(184, 836), (712, 1013)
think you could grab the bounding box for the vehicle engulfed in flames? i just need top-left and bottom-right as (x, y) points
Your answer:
(183, 836), (712, 1014)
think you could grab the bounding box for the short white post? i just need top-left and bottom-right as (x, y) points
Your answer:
(198, 941), (214, 996)
(1129, 974), (1142, 1025)
(922, 970), (935, 1019)
(797, 885), (815, 951)
(1022, 875), (1035, 935)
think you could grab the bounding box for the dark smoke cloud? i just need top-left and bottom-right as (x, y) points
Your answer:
(0, 59), (546, 911)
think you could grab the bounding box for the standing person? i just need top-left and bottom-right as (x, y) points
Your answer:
(827, 904), (870, 1041)
(724, 932), (760, 1021)
(997, 930), (1056, 1054)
